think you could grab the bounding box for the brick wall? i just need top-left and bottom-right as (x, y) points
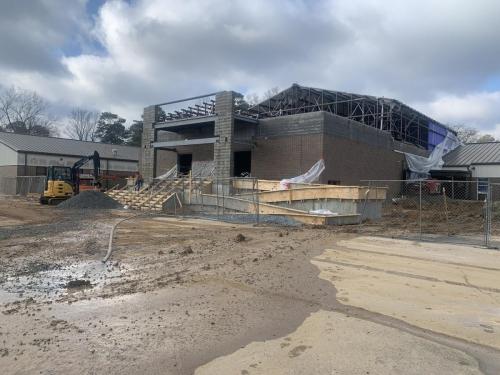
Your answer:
(252, 134), (323, 180)
(322, 135), (405, 185)
(252, 111), (406, 187)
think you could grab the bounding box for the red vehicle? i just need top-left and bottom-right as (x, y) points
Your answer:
(406, 179), (442, 195)
(78, 174), (101, 192)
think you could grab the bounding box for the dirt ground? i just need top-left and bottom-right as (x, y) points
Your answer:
(0, 197), (499, 374)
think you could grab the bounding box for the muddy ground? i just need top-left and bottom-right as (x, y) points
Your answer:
(0, 197), (499, 374)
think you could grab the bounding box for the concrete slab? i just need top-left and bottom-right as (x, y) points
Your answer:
(196, 309), (481, 375)
(313, 236), (500, 350)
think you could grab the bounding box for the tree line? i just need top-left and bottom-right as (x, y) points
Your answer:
(0, 87), (143, 146)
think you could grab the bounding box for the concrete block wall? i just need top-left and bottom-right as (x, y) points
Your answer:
(258, 112), (324, 137)
(234, 120), (256, 141)
(214, 91), (235, 179)
(141, 105), (160, 183)
(155, 149), (177, 176)
(323, 112), (393, 149)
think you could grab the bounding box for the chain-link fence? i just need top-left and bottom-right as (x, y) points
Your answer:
(488, 182), (500, 248)
(362, 180), (490, 247)
(0, 176), (46, 196)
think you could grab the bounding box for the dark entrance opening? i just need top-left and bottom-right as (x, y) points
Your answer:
(234, 151), (251, 177)
(177, 154), (192, 175)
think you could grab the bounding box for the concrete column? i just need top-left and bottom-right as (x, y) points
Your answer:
(140, 105), (159, 184)
(214, 91), (236, 180)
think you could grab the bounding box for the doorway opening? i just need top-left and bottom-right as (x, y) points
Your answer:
(233, 151), (251, 177)
(177, 154), (192, 176)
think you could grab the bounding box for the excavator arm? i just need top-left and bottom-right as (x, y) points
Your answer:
(71, 151), (101, 194)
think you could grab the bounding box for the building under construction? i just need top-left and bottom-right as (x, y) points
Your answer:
(140, 84), (452, 185)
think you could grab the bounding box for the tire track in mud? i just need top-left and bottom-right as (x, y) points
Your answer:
(329, 244), (500, 272)
(316, 257), (500, 294)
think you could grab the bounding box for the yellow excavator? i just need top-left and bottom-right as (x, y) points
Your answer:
(40, 151), (101, 205)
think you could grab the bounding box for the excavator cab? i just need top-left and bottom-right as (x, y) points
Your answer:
(40, 166), (75, 204)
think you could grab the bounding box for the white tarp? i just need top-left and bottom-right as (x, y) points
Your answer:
(404, 131), (460, 174)
(156, 165), (177, 180)
(309, 209), (338, 216)
(279, 159), (325, 190)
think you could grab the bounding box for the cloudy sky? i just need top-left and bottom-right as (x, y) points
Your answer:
(1, 0), (500, 136)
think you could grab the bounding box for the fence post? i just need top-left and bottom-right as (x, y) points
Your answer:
(222, 178), (225, 215)
(216, 177), (219, 219)
(485, 180), (491, 248)
(256, 178), (260, 225)
(419, 180), (422, 240)
(188, 170), (192, 205)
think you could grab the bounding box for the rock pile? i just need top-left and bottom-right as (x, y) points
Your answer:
(57, 191), (121, 209)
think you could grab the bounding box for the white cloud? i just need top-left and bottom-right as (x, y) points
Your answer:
(415, 91), (500, 137)
(1, 0), (500, 133)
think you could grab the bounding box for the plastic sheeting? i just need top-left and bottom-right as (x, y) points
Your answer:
(309, 209), (338, 216)
(156, 165), (177, 180)
(404, 131), (460, 174)
(279, 159), (325, 190)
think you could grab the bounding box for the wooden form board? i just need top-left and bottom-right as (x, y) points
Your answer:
(200, 194), (359, 225)
(256, 186), (386, 202)
(233, 180), (387, 201)
(233, 179), (322, 191)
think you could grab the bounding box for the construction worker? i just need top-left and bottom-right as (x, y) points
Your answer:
(135, 173), (143, 191)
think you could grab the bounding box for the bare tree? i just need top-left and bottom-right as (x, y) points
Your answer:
(450, 124), (478, 143)
(244, 87), (281, 107)
(66, 108), (99, 141)
(244, 93), (261, 106)
(0, 87), (55, 136)
(263, 86), (280, 100)
(450, 124), (497, 143)
(476, 134), (496, 142)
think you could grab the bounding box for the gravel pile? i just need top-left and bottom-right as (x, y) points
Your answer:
(57, 191), (121, 210)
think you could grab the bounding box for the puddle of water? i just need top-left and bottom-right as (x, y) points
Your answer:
(0, 260), (125, 304)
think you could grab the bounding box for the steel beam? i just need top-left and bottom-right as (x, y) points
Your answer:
(154, 115), (217, 130)
(152, 137), (219, 148)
